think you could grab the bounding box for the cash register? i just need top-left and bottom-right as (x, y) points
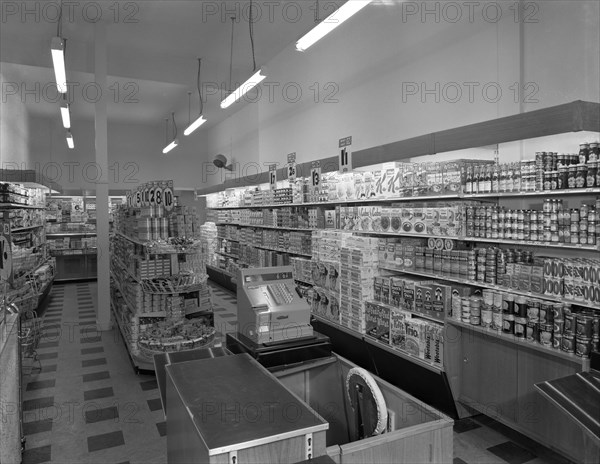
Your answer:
(227, 266), (331, 369)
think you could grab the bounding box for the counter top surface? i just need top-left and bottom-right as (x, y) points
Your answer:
(166, 353), (328, 454)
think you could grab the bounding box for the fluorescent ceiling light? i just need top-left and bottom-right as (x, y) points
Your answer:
(66, 131), (74, 149)
(184, 115), (207, 136)
(162, 139), (179, 154)
(60, 101), (71, 128)
(296, 0), (372, 52)
(51, 37), (67, 93)
(220, 68), (267, 109)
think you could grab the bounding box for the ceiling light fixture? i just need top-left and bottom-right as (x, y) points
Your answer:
(220, 0), (266, 109)
(60, 98), (71, 129)
(162, 113), (179, 154)
(51, 3), (67, 93)
(66, 130), (74, 149)
(296, 0), (372, 52)
(184, 58), (207, 136)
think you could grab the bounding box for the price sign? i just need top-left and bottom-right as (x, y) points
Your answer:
(135, 189), (142, 207)
(269, 164), (277, 190)
(287, 153), (297, 182)
(311, 161), (321, 188)
(339, 136), (353, 173)
(154, 186), (164, 206)
(149, 186), (156, 205)
(163, 186), (174, 211)
(0, 221), (12, 282)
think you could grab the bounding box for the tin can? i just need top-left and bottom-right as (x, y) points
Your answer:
(580, 219), (588, 232)
(526, 321), (539, 343)
(552, 303), (563, 320)
(515, 296), (528, 317)
(553, 333), (562, 350)
(514, 317), (527, 338)
(581, 204), (590, 219)
(564, 313), (575, 333)
(571, 209), (580, 223)
(481, 309), (493, 328)
(527, 300), (540, 322)
(576, 314), (594, 337)
(554, 318), (565, 335)
(492, 311), (503, 331)
(593, 315), (600, 337)
(540, 302), (552, 324)
(503, 314), (515, 334)
(561, 333), (576, 353)
(579, 233), (588, 245)
(470, 315), (481, 326)
(503, 294), (514, 314)
(540, 324), (553, 346)
(575, 336), (592, 358)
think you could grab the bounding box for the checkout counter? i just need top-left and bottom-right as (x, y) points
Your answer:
(158, 266), (454, 464)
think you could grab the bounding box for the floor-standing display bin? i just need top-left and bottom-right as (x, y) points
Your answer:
(166, 353), (329, 464)
(275, 355), (454, 464)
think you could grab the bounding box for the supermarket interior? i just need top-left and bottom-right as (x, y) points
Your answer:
(1, 1), (599, 464)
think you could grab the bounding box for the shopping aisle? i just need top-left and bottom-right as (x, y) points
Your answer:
(21, 283), (569, 464)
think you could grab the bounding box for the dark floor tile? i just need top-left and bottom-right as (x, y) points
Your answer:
(22, 444), (51, 464)
(453, 417), (482, 434)
(212, 307), (227, 312)
(22, 397), (54, 412)
(87, 430), (125, 452)
(85, 405), (119, 424)
(37, 352), (58, 360)
(26, 379), (56, 391)
(81, 336), (102, 344)
(219, 313), (237, 319)
(156, 421), (166, 437)
(487, 441), (537, 464)
(81, 346), (104, 355)
(147, 398), (162, 412)
(79, 310), (96, 315)
(84, 387), (114, 401)
(453, 459), (468, 464)
(140, 379), (158, 391)
(80, 327), (98, 335)
(37, 341), (59, 349)
(23, 418), (53, 435)
(82, 358), (107, 368)
(79, 314), (96, 318)
(82, 371), (110, 382)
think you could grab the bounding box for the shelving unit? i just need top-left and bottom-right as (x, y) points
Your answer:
(201, 101), (600, 459)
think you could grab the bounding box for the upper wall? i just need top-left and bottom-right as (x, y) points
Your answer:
(204, 0), (599, 175)
(0, 71), (31, 167)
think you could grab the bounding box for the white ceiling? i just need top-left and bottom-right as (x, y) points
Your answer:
(1, 0), (367, 128)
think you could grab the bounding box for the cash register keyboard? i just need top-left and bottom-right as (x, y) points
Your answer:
(268, 283), (294, 306)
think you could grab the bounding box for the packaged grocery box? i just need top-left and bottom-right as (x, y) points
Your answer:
(390, 307), (407, 350)
(373, 277), (383, 302)
(404, 320), (426, 359)
(391, 207), (402, 233)
(377, 303), (391, 345)
(414, 282), (431, 314)
(380, 207), (392, 232)
(381, 277), (391, 305)
(365, 301), (379, 339)
(390, 277), (404, 307)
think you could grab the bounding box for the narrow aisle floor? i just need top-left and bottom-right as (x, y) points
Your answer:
(21, 282), (571, 464)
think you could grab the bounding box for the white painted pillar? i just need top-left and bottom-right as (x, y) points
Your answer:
(94, 21), (111, 331)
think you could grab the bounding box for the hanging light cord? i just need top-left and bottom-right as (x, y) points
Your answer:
(172, 112), (177, 139)
(228, 17), (235, 92)
(57, 0), (63, 36)
(249, 0), (256, 72)
(315, 0), (320, 22)
(197, 58), (204, 115)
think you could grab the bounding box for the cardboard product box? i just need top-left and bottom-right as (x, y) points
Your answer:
(373, 277), (383, 302)
(325, 210), (337, 229)
(414, 283), (431, 314)
(365, 301), (379, 338)
(393, 243), (405, 269)
(377, 303), (391, 345)
(427, 282), (452, 320)
(381, 277), (391, 305)
(402, 278), (421, 312)
(391, 208), (402, 233)
(404, 320), (426, 359)
(390, 307), (407, 350)
(518, 265), (532, 292)
(403, 244), (417, 270)
(530, 263), (544, 294)
(371, 206), (383, 232)
(390, 277), (404, 308)
(378, 239), (388, 263)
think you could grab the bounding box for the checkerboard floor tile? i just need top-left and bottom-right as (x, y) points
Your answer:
(19, 282), (572, 464)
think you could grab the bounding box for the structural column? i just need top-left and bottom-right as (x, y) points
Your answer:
(95, 20), (111, 331)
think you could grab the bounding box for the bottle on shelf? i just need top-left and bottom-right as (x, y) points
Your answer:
(492, 164), (500, 193)
(483, 165), (492, 194)
(473, 165), (480, 194)
(465, 165), (473, 194)
(513, 162), (522, 193)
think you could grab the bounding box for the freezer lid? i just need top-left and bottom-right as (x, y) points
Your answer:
(166, 353), (328, 456)
(534, 369), (600, 446)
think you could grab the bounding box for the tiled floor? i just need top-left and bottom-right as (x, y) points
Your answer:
(20, 281), (571, 464)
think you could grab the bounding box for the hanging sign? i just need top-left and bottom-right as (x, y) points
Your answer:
(287, 153), (297, 182)
(0, 221), (13, 282)
(311, 161), (321, 188)
(163, 180), (175, 211)
(269, 165), (277, 190)
(339, 136), (353, 173)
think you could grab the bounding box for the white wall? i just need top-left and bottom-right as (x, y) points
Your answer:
(0, 72), (31, 167)
(203, 0), (599, 175)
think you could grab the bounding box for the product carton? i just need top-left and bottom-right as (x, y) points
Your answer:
(390, 307), (407, 350)
(402, 278), (421, 312)
(373, 277), (383, 302)
(414, 283), (431, 314)
(404, 320), (426, 359)
(381, 277), (391, 305)
(390, 277), (404, 308)
(377, 303), (391, 344)
(365, 301), (379, 339)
